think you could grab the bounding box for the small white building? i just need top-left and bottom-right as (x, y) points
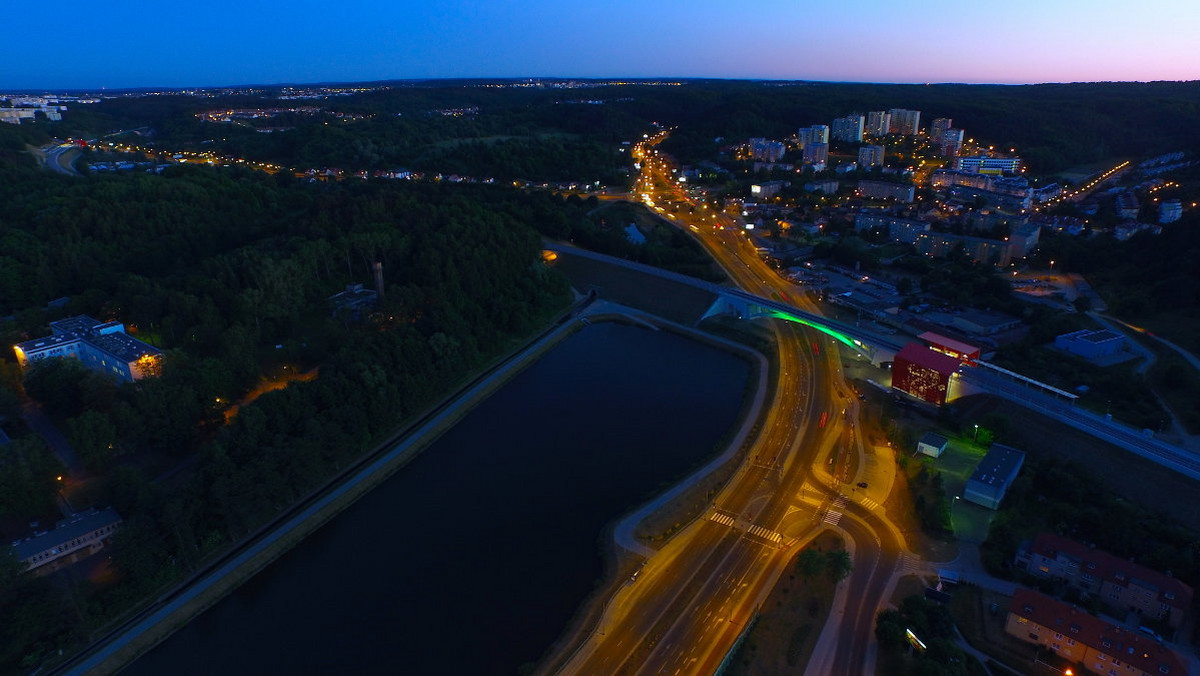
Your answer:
(917, 432), (949, 458)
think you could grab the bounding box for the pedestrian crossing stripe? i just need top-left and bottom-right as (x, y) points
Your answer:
(746, 525), (783, 544)
(709, 512), (736, 527)
(822, 511), (842, 526)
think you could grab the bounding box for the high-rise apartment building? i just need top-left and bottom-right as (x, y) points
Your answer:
(797, 125), (829, 147)
(940, 128), (964, 157)
(831, 114), (864, 143)
(928, 117), (952, 143)
(802, 142), (829, 166)
(887, 108), (921, 135)
(865, 111), (890, 137)
(1160, 199), (1183, 224)
(748, 138), (786, 162)
(858, 144), (885, 167)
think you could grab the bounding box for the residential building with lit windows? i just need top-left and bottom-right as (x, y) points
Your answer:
(802, 142), (828, 166)
(913, 231), (1016, 266)
(887, 108), (921, 135)
(748, 138), (786, 162)
(858, 180), (914, 202)
(853, 211), (930, 244)
(940, 128), (964, 157)
(1006, 588), (1185, 676)
(13, 315), (162, 383)
(928, 117), (952, 144)
(865, 110), (891, 137)
(797, 125), (829, 148)
(858, 144), (885, 167)
(955, 155), (1023, 174)
(1015, 533), (1193, 630)
(831, 114), (864, 142)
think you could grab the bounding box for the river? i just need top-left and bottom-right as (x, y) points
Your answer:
(125, 322), (750, 675)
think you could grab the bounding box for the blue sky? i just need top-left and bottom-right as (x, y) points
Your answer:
(3, 0), (1197, 89)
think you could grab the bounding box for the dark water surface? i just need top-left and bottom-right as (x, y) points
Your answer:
(126, 322), (749, 675)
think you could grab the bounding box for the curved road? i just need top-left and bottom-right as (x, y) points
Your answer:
(544, 132), (907, 676)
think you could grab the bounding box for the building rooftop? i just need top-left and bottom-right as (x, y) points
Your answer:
(918, 331), (980, 358)
(49, 315), (104, 336)
(329, 284), (379, 311)
(88, 332), (161, 363)
(19, 315), (160, 364)
(1010, 588), (1185, 675)
(1057, 328), (1125, 345)
(15, 333), (78, 353)
(11, 507), (122, 561)
(968, 444), (1025, 487)
(1026, 532), (1193, 612)
(896, 342), (962, 376)
(918, 432), (948, 448)
(955, 309), (1022, 329)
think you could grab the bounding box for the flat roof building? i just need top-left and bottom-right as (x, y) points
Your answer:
(1055, 329), (1126, 361)
(954, 155), (1022, 175)
(963, 443), (1024, 509)
(918, 331), (980, 363)
(892, 343), (961, 405)
(914, 231), (1016, 266)
(858, 180), (914, 203)
(951, 309), (1023, 336)
(14, 315), (162, 383)
(11, 508), (122, 573)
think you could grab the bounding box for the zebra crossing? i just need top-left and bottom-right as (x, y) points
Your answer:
(897, 553), (932, 576)
(822, 494), (848, 526)
(708, 510), (783, 545)
(709, 511), (736, 527)
(857, 495), (880, 511)
(746, 524), (783, 545)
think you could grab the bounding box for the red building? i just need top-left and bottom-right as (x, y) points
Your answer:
(918, 331), (980, 364)
(892, 343), (961, 405)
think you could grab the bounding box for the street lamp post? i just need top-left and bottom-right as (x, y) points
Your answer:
(972, 424), (979, 443)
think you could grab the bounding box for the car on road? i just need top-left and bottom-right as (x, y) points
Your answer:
(856, 482), (868, 489)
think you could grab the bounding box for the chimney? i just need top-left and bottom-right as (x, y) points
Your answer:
(372, 261), (384, 300)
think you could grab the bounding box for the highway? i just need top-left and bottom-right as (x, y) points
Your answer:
(43, 142), (81, 176)
(546, 132), (907, 676)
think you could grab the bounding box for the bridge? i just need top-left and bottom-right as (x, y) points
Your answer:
(545, 242), (1200, 482)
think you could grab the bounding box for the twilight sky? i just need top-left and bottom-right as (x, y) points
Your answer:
(4, 0), (1197, 89)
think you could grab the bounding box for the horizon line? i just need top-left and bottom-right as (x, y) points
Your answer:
(3, 76), (1198, 94)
